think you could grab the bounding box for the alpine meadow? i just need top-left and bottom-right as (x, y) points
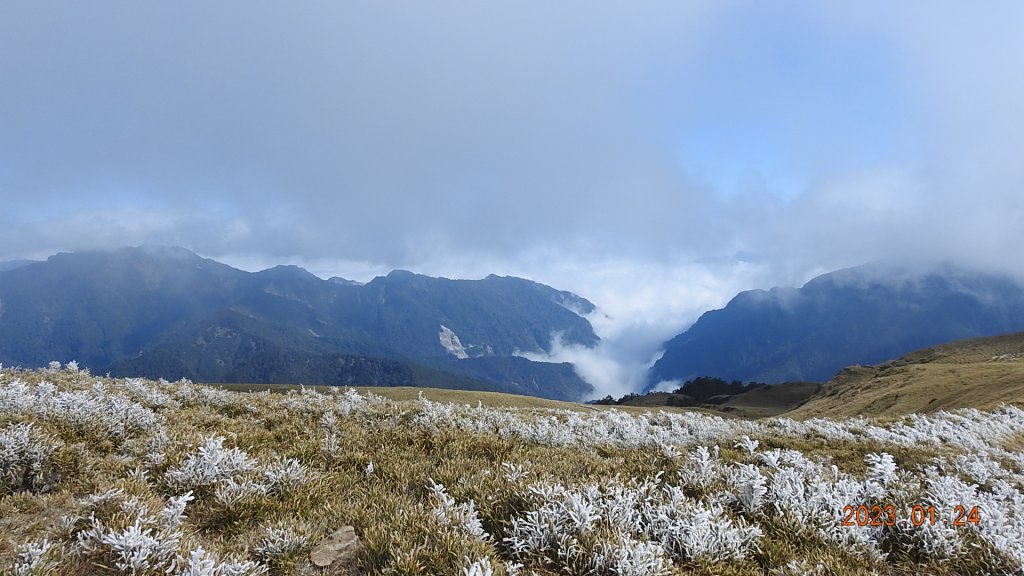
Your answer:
(3, 355), (1024, 574)
(4, 2), (1024, 575)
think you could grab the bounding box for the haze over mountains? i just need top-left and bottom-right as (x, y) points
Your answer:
(0, 246), (597, 400)
(3, 247), (1024, 403)
(650, 261), (1024, 387)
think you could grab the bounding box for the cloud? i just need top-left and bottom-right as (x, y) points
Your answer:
(512, 258), (779, 399)
(3, 2), (1024, 394)
(3, 2), (1021, 274)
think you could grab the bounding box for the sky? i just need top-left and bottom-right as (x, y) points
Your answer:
(3, 2), (1024, 397)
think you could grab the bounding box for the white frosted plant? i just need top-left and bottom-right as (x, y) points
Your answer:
(643, 484), (762, 564)
(141, 428), (172, 469)
(10, 538), (58, 576)
(320, 433), (342, 461)
(659, 443), (683, 462)
(863, 452), (898, 500)
(253, 523), (309, 563)
(726, 463), (768, 514)
(590, 535), (673, 576)
(405, 386), (1024, 456)
(1, 422), (60, 494)
(174, 547), (269, 576)
(735, 435), (759, 457)
(428, 479), (489, 541)
(334, 387), (373, 416)
(320, 410), (338, 432)
(678, 445), (719, 490)
(73, 491), (191, 574)
(68, 489), (269, 576)
(502, 462), (529, 484)
(122, 377), (180, 410)
(213, 477), (269, 509)
(165, 436), (256, 493)
(865, 452), (898, 486)
(462, 556), (495, 576)
(0, 378), (157, 445)
(505, 476), (759, 572)
(164, 437), (306, 516)
(260, 456), (307, 495)
(505, 487), (598, 570)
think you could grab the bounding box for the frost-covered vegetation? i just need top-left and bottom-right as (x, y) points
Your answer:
(2, 364), (1024, 575)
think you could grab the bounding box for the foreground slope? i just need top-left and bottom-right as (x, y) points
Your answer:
(3, 365), (1024, 575)
(789, 332), (1024, 419)
(650, 261), (1024, 386)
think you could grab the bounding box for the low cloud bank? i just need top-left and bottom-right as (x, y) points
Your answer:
(516, 258), (785, 400)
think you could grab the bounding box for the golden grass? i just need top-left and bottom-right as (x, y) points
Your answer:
(788, 333), (1024, 419)
(3, 358), (1021, 575)
(215, 383), (722, 417)
(789, 360), (1024, 419)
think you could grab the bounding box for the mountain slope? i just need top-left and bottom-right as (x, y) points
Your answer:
(788, 332), (1024, 418)
(0, 246), (597, 400)
(650, 261), (1024, 385)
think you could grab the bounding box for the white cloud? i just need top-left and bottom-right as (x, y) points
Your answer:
(3, 2), (1024, 394)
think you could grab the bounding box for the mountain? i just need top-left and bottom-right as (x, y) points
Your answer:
(788, 331), (1024, 418)
(0, 260), (38, 272)
(649, 261), (1024, 386)
(0, 246), (598, 400)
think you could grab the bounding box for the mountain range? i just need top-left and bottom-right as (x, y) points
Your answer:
(0, 246), (597, 400)
(649, 261), (1024, 386)
(5, 248), (1024, 403)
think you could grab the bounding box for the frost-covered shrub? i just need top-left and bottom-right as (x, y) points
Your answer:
(141, 428), (172, 469)
(591, 535), (673, 576)
(213, 477), (269, 509)
(10, 538), (58, 576)
(428, 479), (489, 541)
(0, 379), (158, 445)
(334, 387), (374, 416)
(320, 433), (342, 461)
(408, 388), (1024, 458)
(865, 452), (898, 487)
(253, 523), (309, 563)
(505, 476), (758, 571)
(501, 462), (529, 484)
(260, 457), (307, 495)
(122, 378), (181, 411)
(735, 435), (759, 457)
(644, 486), (762, 563)
(68, 489), (268, 576)
(726, 463), (768, 514)
(678, 445), (719, 490)
(1, 422), (60, 494)
(462, 557), (495, 576)
(164, 437), (307, 520)
(165, 436), (256, 492)
(72, 490), (190, 573)
(175, 547), (269, 576)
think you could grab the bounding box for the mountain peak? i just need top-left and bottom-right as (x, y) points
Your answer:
(650, 261), (1024, 386)
(255, 264), (319, 280)
(0, 247), (598, 401)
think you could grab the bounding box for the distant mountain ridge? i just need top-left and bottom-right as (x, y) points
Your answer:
(0, 260), (39, 272)
(649, 261), (1024, 386)
(0, 246), (598, 400)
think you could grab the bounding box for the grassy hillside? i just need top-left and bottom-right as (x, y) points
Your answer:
(717, 382), (822, 419)
(3, 364), (1024, 575)
(789, 332), (1024, 419)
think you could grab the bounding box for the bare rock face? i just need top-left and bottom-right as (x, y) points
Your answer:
(309, 525), (360, 569)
